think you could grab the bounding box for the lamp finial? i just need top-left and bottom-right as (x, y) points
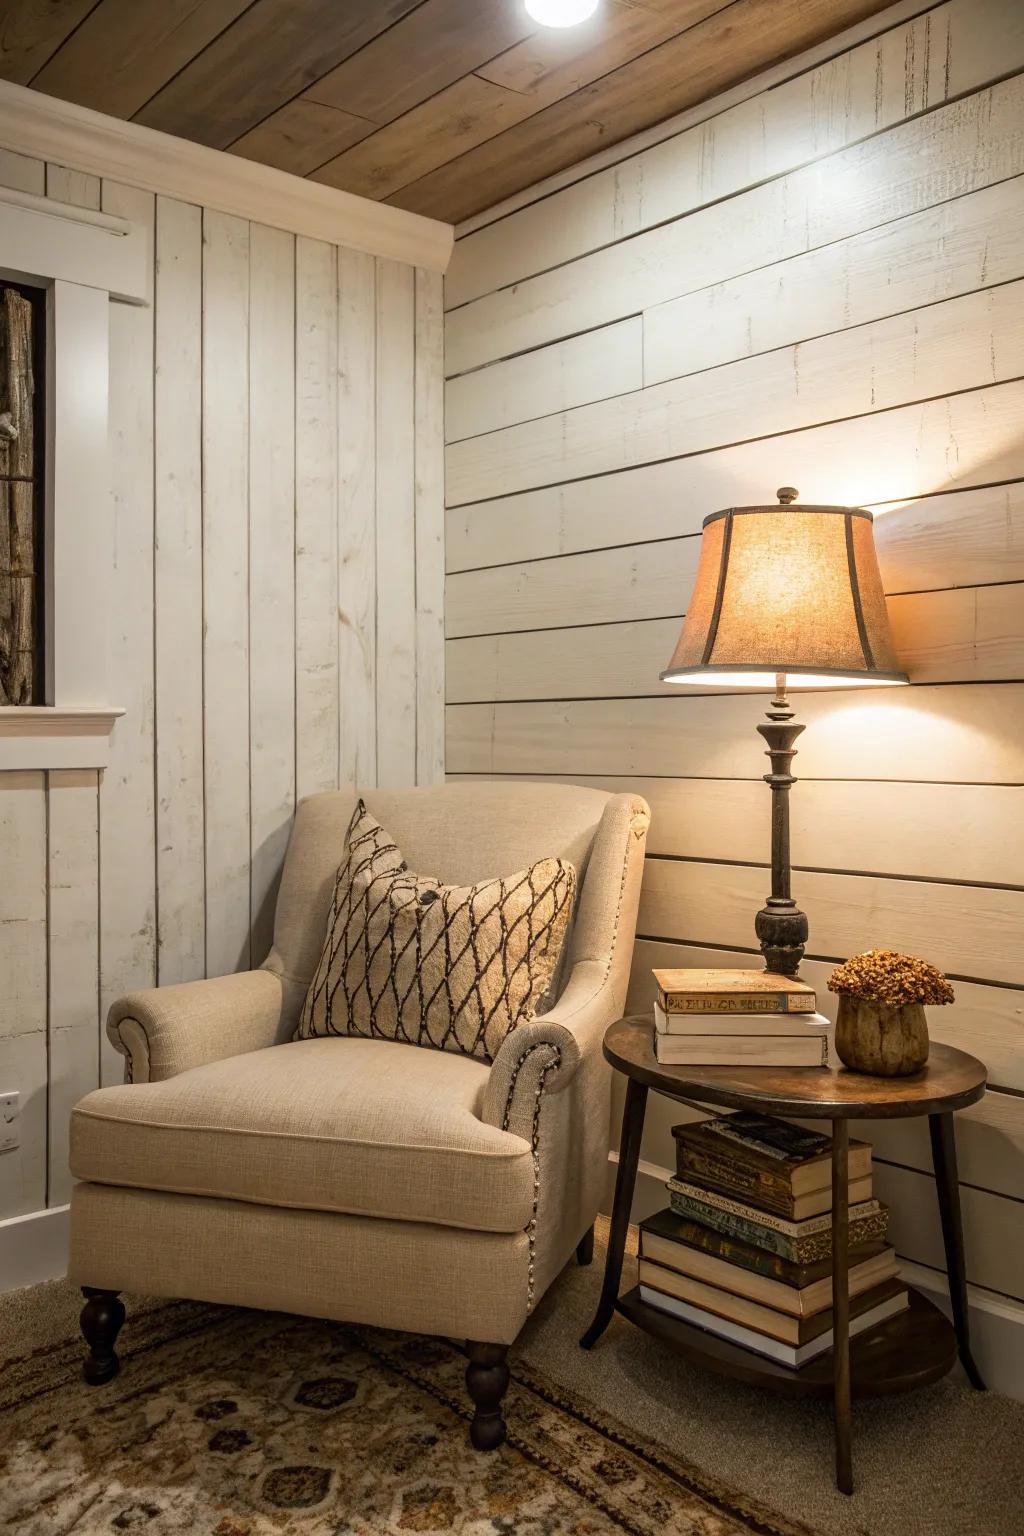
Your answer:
(776, 486), (799, 504)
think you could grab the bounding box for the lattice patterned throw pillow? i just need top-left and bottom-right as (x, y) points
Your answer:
(296, 801), (576, 1063)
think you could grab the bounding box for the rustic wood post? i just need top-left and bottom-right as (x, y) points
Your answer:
(0, 284), (38, 705)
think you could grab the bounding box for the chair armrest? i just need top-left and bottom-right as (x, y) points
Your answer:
(482, 961), (611, 1140)
(106, 968), (291, 1084)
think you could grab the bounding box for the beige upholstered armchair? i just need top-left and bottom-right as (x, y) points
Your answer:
(68, 782), (649, 1448)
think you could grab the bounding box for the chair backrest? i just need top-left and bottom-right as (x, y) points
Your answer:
(263, 781), (640, 1019)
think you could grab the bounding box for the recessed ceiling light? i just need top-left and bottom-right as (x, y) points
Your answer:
(525, 0), (600, 27)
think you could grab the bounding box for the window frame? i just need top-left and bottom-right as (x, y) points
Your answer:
(0, 186), (147, 768)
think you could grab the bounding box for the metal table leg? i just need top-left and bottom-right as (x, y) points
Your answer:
(831, 1119), (853, 1494)
(580, 1077), (648, 1349)
(929, 1111), (986, 1390)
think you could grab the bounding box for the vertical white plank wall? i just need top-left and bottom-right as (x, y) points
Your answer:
(0, 152), (445, 1232)
(155, 195), (205, 986)
(248, 223), (296, 964)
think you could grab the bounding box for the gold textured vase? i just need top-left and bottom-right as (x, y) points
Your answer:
(834, 995), (929, 1076)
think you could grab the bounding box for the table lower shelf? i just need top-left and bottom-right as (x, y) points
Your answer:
(615, 1285), (956, 1399)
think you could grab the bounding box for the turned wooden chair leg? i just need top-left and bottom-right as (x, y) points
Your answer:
(80, 1288), (126, 1386)
(465, 1341), (510, 1450)
(576, 1224), (595, 1266)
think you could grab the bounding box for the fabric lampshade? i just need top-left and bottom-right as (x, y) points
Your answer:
(661, 488), (908, 687)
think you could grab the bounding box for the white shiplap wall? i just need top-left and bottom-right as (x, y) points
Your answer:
(444, 0), (1024, 1333)
(0, 152), (444, 1224)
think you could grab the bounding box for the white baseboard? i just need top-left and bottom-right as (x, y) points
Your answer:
(605, 1153), (1024, 1402)
(0, 1204), (69, 1292)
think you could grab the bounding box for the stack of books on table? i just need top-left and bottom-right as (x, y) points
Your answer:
(638, 1111), (908, 1369)
(653, 968), (830, 1067)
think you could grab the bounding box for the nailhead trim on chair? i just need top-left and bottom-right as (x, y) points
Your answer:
(501, 1040), (562, 1310)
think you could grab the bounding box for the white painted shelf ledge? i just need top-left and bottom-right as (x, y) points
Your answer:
(0, 707), (125, 769)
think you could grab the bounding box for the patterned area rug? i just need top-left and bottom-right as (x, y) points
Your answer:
(0, 1299), (817, 1536)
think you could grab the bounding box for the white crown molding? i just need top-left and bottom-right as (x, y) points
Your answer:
(0, 79), (454, 272)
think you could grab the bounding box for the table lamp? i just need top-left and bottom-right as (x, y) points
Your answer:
(661, 487), (908, 977)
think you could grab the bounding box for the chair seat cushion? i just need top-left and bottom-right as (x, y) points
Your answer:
(70, 1038), (535, 1233)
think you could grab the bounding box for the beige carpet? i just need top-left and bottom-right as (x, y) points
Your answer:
(2, 1226), (1022, 1536)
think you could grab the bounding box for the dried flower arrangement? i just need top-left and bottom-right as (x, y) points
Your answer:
(829, 949), (955, 1008)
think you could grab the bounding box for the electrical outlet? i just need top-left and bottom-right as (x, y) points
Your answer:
(0, 1090), (18, 1153)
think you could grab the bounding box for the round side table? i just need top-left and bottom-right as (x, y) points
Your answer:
(580, 1015), (987, 1495)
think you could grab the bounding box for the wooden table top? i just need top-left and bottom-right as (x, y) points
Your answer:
(605, 1015), (987, 1119)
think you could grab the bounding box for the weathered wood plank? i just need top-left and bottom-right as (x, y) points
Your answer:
(643, 176), (1024, 385)
(446, 537), (696, 638)
(445, 618), (682, 702)
(375, 258), (417, 787)
(445, 317), (643, 442)
(0, 1030), (46, 1218)
(639, 856), (1024, 987)
(859, 1092), (1024, 1206)
(313, 73), (530, 202)
(44, 162), (99, 207)
(35, 0), (254, 120)
(887, 583), (1024, 683)
(135, 0), (422, 148)
(228, 99), (373, 177)
(447, 482), (1024, 633)
(445, 73), (1024, 374)
(154, 195), (205, 987)
(0, 0), (96, 84)
(414, 267), (445, 785)
(458, 775), (1024, 889)
(446, 381), (1024, 564)
(874, 483), (1024, 594)
(0, 147), (43, 192)
(315, 0), (704, 202)
(875, 1162), (1024, 1302)
(248, 222), (296, 965)
(295, 236), (339, 800)
(448, 280), (1024, 503)
(99, 180), (156, 1086)
(47, 769), (99, 1204)
(202, 209), (252, 977)
(305, 0), (535, 125)
(337, 246), (378, 789)
(474, 0), (715, 95)
(446, 684), (1024, 783)
(0, 771), (46, 1044)
(446, 579), (1023, 699)
(446, 0), (1023, 305)
(0, 286), (36, 706)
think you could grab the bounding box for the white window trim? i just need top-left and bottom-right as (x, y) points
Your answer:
(0, 186), (143, 769)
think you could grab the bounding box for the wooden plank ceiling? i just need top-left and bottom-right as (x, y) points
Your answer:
(1, 0), (896, 224)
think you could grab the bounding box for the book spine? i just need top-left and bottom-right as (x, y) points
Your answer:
(668, 1192), (800, 1261)
(661, 993), (815, 1014)
(669, 1179), (808, 1235)
(667, 1191), (888, 1265)
(643, 1220), (809, 1286)
(675, 1147), (799, 1219)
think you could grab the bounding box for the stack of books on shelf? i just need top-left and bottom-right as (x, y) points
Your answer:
(653, 968), (830, 1067)
(638, 1111), (908, 1369)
